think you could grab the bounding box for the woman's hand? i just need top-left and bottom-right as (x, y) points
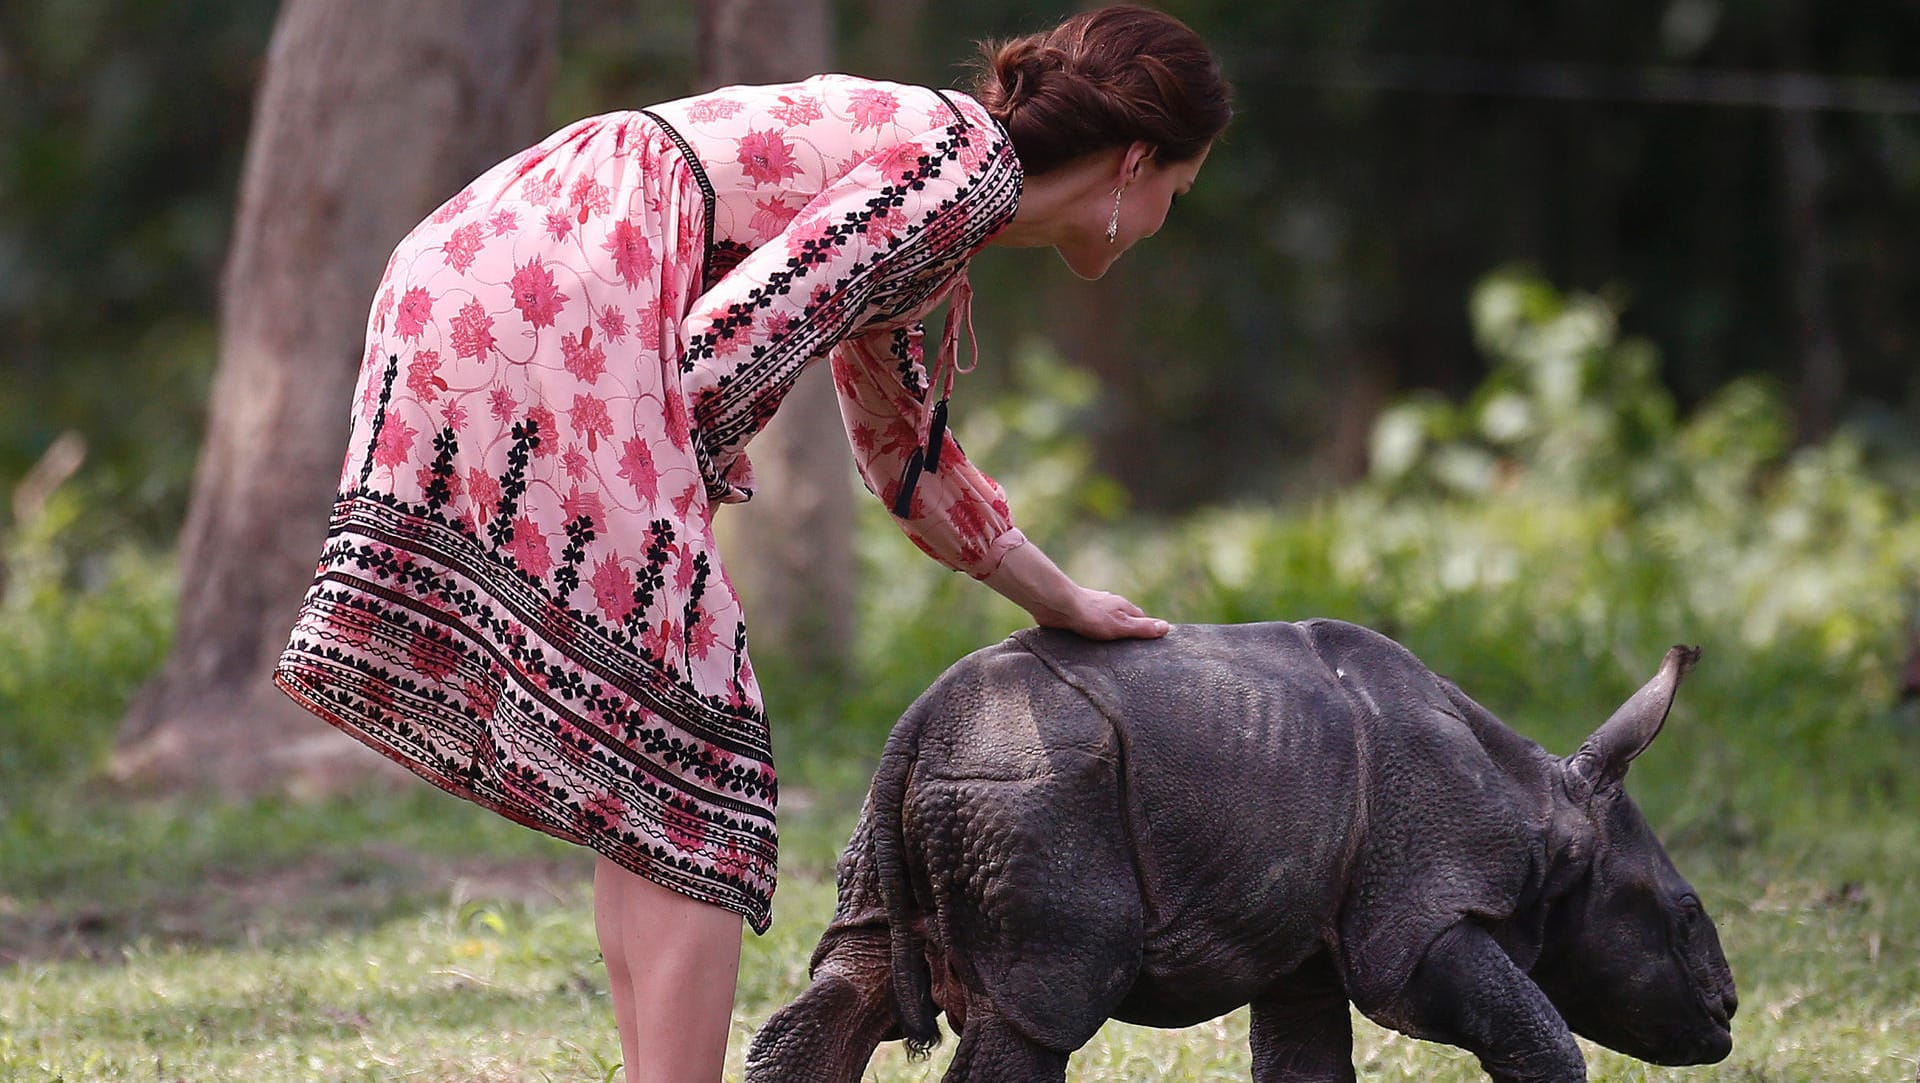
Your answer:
(1031, 584), (1170, 641)
(981, 539), (1170, 641)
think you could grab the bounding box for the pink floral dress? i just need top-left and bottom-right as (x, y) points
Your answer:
(275, 75), (1026, 932)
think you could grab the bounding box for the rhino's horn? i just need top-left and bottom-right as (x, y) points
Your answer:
(1565, 645), (1700, 797)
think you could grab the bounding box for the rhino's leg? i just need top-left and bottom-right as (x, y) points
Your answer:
(1248, 956), (1356, 1083)
(744, 929), (895, 1083)
(909, 768), (1143, 1053)
(1394, 924), (1586, 1083)
(939, 1003), (1068, 1083)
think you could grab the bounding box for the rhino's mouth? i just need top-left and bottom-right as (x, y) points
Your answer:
(1624, 991), (1731, 1066)
(1702, 988), (1735, 1030)
(1698, 990), (1735, 1060)
(1656, 967), (1734, 1065)
(1652, 1040), (1730, 1067)
(1595, 950), (1735, 1065)
(1654, 1020), (1733, 1066)
(1669, 898), (1736, 1058)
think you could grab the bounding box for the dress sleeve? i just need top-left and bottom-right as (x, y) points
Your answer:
(830, 322), (1028, 579)
(677, 107), (1022, 510)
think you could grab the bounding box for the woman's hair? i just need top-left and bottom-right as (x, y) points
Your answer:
(971, 5), (1231, 176)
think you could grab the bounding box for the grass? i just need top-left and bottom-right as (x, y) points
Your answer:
(7, 519), (1919, 1080)
(2, 780), (1917, 1082)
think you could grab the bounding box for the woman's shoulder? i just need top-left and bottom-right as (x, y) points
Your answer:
(648, 74), (996, 139)
(811, 75), (1002, 137)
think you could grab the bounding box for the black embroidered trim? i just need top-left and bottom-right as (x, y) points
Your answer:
(485, 417), (541, 551)
(640, 108), (717, 289)
(424, 425), (458, 509)
(685, 127), (1021, 497)
(316, 488), (769, 748)
(932, 89), (969, 129)
(290, 568), (770, 812)
(278, 640), (780, 933)
(892, 326), (925, 397)
(707, 239), (753, 294)
(358, 354), (400, 489)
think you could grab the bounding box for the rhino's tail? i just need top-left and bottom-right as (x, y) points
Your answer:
(871, 694), (941, 1057)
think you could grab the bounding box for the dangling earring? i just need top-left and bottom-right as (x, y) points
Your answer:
(1106, 188), (1123, 244)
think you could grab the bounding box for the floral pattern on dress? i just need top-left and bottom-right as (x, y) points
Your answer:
(277, 76), (1023, 932)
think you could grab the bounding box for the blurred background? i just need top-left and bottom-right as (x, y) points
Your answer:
(6, 0), (1919, 527)
(2, 2), (1917, 1077)
(6, 0), (1920, 884)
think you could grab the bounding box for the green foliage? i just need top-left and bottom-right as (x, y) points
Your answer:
(4, 268), (1911, 837)
(788, 271), (1920, 844)
(1371, 271), (1679, 498)
(0, 0), (277, 543)
(0, 488), (175, 803)
(1364, 272), (1919, 685)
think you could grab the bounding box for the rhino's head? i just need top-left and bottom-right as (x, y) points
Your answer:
(1531, 646), (1737, 1066)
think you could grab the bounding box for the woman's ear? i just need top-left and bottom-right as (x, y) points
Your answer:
(1120, 141), (1156, 186)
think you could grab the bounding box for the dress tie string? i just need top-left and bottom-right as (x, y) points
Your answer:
(892, 275), (978, 518)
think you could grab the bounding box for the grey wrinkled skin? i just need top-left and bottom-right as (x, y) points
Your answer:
(744, 620), (1737, 1083)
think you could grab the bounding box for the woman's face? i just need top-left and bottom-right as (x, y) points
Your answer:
(1058, 143), (1210, 281)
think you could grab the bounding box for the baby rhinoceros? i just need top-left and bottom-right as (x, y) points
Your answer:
(747, 620), (1736, 1083)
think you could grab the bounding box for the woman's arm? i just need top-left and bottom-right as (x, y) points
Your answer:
(831, 325), (1165, 640)
(677, 109), (1018, 505)
(981, 538), (1170, 641)
(830, 323), (1028, 577)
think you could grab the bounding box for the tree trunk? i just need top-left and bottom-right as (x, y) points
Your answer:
(114, 0), (558, 794)
(1773, 15), (1844, 444)
(698, 0), (856, 685)
(1776, 104), (1844, 443)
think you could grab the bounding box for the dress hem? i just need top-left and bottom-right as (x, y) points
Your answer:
(271, 668), (775, 934)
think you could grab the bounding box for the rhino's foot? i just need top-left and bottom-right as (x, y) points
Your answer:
(940, 1005), (1068, 1083)
(744, 972), (894, 1083)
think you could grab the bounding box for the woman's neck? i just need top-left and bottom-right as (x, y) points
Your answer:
(990, 151), (1120, 249)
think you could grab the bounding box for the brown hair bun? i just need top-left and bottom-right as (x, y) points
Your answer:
(972, 4), (1231, 176)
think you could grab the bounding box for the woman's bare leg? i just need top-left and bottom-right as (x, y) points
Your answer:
(594, 855), (744, 1083)
(593, 859), (644, 1079)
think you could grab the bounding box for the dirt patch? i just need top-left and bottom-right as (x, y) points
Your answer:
(0, 846), (589, 966)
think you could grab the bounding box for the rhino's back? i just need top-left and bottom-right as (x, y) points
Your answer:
(901, 634), (1124, 783)
(896, 620), (1555, 1023)
(1000, 621), (1380, 812)
(911, 622), (1374, 801)
(908, 622), (1390, 1020)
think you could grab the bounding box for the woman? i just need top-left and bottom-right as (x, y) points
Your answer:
(276, 4), (1229, 1079)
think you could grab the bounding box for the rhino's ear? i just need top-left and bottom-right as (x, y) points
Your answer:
(1564, 645), (1700, 800)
